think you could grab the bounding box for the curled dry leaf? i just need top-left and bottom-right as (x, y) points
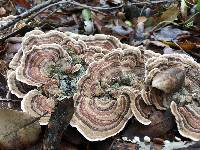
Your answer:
(123, 110), (174, 139)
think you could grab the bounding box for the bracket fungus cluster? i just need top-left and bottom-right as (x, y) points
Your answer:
(8, 30), (73, 124)
(7, 30), (200, 141)
(71, 49), (142, 141)
(144, 54), (200, 141)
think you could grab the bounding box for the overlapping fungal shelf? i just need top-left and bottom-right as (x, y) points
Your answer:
(71, 49), (141, 141)
(7, 30), (200, 141)
(21, 89), (55, 125)
(144, 54), (200, 141)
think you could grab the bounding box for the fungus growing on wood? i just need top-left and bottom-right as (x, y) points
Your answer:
(170, 101), (200, 141)
(9, 49), (23, 70)
(143, 54), (200, 109)
(143, 53), (200, 140)
(71, 49), (142, 141)
(63, 32), (143, 66)
(16, 44), (71, 87)
(7, 71), (34, 98)
(62, 39), (107, 65)
(22, 30), (66, 52)
(8, 30), (75, 100)
(21, 90), (55, 125)
(130, 90), (153, 125)
(65, 32), (126, 50)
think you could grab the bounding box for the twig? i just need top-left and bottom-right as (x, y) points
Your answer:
(43, 98), (74, 150)
(69, 1), (124, 10)
(25, 0), (71, 23)
(151, 21), (179, 32)
(37, 8), (60, 25)
(0, 0), (124, 42)
(0, 0), (61, 30)
(0, 98), (21, 102)
(0, 25), (31, 43)
(182, 12), (200, 26)
(131, 0), (176, 5)
(1, 0), (122, 33)
(67, 1), (110, 15)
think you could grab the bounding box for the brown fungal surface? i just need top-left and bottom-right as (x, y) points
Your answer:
(9, 29), (200, 143)
(144, 54), (200, 140)
(21, 30), (66, 52)
(21, 89), (55, 125)
(65, 32), (126, 50)
(9, 49), (23, 70)
(170, 101), (200, 141)
(16, 44), (71, 87)
(144, 54), (200, 107)
(71, 49), (142, 141)
(7, 71), (34, 98)
(62, 38), (108, 66)
(130, 90), (153, 125)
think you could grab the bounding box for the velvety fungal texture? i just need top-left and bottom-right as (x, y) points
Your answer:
(7, 30), (200, 142)
(71, 49), (142, 141)
(145, 54), (200, 141)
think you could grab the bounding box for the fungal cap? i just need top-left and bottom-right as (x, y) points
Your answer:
(21, 90), (55, 125)
(170, 101), (200, 141)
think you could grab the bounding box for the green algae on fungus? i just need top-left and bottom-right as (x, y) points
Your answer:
(70, 49), (143, 141)
(16, 44), (72, 87)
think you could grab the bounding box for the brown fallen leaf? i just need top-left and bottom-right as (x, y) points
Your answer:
(0, 7), (6, 16)
(111, 140), (137, 150)
(122, 110), (174, 139)
(0, 109), (41, 149)
(14, 0), (31, 8)
(159, 4), (179, 23)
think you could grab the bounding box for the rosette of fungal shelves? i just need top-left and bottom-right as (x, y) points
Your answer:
(7, 30), (200, 141)
(143, 54), (200, 141)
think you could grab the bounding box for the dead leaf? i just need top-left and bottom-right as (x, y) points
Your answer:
(122, 110), (174, 139)
(159, 5), (179, 22)
(0, 7), (6, 16)
(153, 26), (190, 41)
(14, 0), (31, 8)
(111, 140), (137, 150)
(0, 109), (41, 149)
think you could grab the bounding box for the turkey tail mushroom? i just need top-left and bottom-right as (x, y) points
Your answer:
(16, 44), (71, 87)
(170, 101), (200, 141)
(21, 90), (55, 125)
(70, 49), (142, 141)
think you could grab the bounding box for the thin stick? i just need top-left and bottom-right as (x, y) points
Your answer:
(131, 0), (176, 5)
(0, 0), (60, 30)
(25, 0), (71, 23)
(1, 0), (121, 32)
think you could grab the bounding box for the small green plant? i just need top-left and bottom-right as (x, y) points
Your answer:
(197, 0), (200, 12)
